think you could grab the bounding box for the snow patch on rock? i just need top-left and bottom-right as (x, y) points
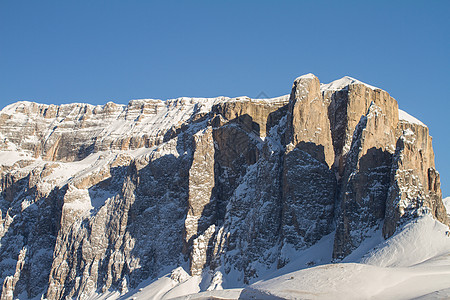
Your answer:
(320, 76), (379, 91)
(398, 109), (426, 127)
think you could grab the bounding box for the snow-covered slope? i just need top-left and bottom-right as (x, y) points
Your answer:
(361, 214), (450, 267)
(122, 214), (450, 300)
(245, 213), (450, 300)
(246, 255), (450, 300)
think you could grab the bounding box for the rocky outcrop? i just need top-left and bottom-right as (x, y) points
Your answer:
(286, 74), (334, 167)
(185, 128), (216, 275)
(1, 247), (27, 300)
(281, 74), (335, 251)
(383, 112), (448, 238)
(46, 137), (192, 299)
(323, 77), (398, 175)
(333, 102), (396, 259)
(0, 74), (446, 299)
(211, 95), (289, 138)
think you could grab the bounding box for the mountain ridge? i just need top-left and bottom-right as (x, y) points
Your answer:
(0, 74), (447, 299)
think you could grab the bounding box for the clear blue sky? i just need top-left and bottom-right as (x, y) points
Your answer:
(1, 1), (449, 195)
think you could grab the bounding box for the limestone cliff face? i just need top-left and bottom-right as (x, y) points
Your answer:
(281, 74), (335, 251)
(285, 74), (334, 167)
(383, 114), (448, 238)
(333, 102), (396, 259)
(0, 74), (446, 299)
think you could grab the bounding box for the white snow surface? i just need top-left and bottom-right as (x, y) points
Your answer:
(320, 76), (379, 91)
(245, 256), (450, 300)
(445, 197), (450, 216)
(295, 73), (317, 81)
(0, 150), (34, 166)
(398, 109), (426, 127)
(361, 215), (450, 267)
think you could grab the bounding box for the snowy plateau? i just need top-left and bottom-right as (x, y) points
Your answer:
(0, 74), (449, 300)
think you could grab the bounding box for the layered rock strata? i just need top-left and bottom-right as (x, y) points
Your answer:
(0, 74), (446, 299)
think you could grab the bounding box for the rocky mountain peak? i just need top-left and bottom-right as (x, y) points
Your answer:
(0, 74), (446, 299)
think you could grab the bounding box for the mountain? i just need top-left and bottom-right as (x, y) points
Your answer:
(0, 74), (448, 299)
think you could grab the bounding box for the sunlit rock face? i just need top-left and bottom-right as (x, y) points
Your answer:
(0, 74), (446, 299)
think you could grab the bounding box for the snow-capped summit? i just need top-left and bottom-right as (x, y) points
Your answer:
(399, 108), (426, 127)
(294, 73), (318, 81)
(321, 75), (379, 91)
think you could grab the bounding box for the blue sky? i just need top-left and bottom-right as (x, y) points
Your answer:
(0, 1), (449, 195)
